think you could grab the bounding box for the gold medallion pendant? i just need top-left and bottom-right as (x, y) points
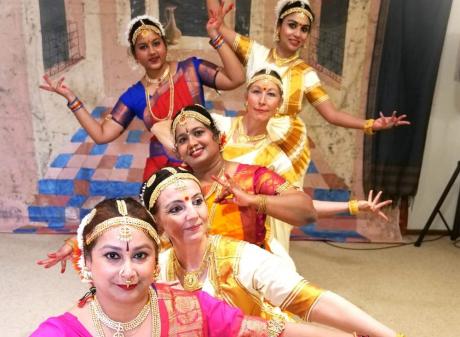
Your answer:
(183, 271), (202, 291)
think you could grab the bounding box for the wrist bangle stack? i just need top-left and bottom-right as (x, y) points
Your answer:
(363, 119), (375, 135)
(67, 97), (84, 113)
(209, 33), (225, 50)
(256, 195), (268, 214)
(348, 199), (359, 215)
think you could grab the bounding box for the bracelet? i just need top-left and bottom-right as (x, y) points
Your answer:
(210, 33), (223, 45)
(348, 199), (359, 215)
(256, 195), (267, 214)
(363, 119), (375, 135)
(209, 33), (225, 49)
(67, 97), (78, 107)
(267, 318), (285, 337)
(65, 237), (79, 253)
(214, 40), (225, 50)
(67, 97), (84, 113)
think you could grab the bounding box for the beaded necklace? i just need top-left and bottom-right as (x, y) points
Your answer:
(203, 164), (226, 228)
(89, 287), (160, 337)
(145, 64), (175, 122)
(144, 65), (170, 85)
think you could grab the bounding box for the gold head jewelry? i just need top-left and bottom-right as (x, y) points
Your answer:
(85, 200), (160, 246)
(247, 69), (284, 94)
(145, 167), (201, 210)
(280, 6), (313, 23)
(172, 107), (212, 141)
(132, 19), (163, 45)
(276, 0), (314, 24)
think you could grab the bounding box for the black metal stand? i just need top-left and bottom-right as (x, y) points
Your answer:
(414, 161), (460, 246)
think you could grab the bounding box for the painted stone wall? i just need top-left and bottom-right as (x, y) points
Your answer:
(0, 0), (379, 232)
(0, 2), (37, 230)
(25, 0), (105, 177)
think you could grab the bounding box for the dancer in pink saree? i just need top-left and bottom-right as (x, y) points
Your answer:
(30, 197), (353, 337)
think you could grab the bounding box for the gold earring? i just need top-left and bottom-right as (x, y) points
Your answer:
(152, 265), (160, 281)
(273, 29), (280, 42)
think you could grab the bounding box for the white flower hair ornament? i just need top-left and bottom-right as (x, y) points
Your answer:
(76, 209), (97, 282)
(124, 14), (165, 47)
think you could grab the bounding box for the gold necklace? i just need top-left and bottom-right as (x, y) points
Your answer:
(203, 165), (226, 200)
(237, 118), (266, 143)
(172, 242), (212, 291)
(145, 65), (175, 122)
(90, 287), (160, 337)
(144, 65), (170, 85)
(203, 165), (226, 228)
(272, 48), (300, 66)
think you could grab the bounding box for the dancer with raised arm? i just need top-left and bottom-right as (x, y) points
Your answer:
(40, 14), (245, 180)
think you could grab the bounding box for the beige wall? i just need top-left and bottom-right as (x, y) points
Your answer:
(303, 0), (379, 191)
(26, 0), (105, 176)
(0, 1), (37, 228)
(408, 0), (460, 230)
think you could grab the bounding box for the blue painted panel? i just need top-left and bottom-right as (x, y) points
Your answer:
(50, 154), (72, 168)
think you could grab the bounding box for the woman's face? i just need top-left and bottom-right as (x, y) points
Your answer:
(174, 118), (220, 169)
(133, 29), (167, 73)
(246, 79), (282, 123)
(86, 227), (157, 305)
(154, 179), (208, 246)
(277, 12), (310, 54)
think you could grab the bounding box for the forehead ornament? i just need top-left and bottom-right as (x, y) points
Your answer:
(85, 199), (160, 246)
(172, 108), (212, 140)
(146, 168), (201, 210)
(247, 68), (283, 93)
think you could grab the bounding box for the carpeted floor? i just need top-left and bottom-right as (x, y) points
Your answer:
(1, 233), (458, 337)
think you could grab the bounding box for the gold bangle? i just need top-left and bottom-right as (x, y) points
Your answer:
(363, 119), (375, 135)
(65, 237), (78, 251)
(348, 199), (359, 215)
(267, 318), (285, 337)
(396, 334), (406, 337)
(256, 195), (267, 214)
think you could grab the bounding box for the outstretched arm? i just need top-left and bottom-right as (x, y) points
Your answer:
(40, 75), (124, 144)
(315, 100), (410, 132)
(313, 190), (392, 221)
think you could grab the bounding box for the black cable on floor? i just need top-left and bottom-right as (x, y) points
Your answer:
(322, 234), (447, 250)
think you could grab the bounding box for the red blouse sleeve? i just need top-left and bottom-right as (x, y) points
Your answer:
(253, 166), (289, 196)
